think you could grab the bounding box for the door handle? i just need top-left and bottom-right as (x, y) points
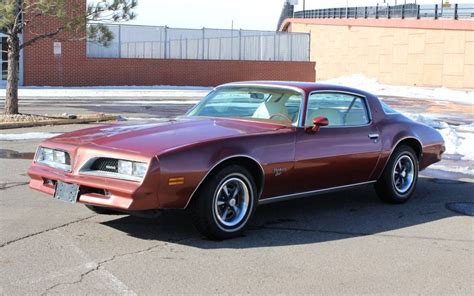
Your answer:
(368, 133), (379, 140)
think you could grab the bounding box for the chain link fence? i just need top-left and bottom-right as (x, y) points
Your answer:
(87, 24), (310, 62)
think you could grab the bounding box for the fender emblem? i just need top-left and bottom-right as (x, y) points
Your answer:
(273, 167), (288, 176)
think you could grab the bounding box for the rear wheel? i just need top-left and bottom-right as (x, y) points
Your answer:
(375, 145), (419, 204)
(190, 165), (257, 240)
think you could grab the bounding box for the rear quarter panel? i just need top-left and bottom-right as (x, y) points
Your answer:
(371, 114), (445, 179)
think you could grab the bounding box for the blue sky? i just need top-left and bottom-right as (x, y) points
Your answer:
(102, 0), (473, 31)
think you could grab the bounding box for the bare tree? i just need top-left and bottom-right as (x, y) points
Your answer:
(0, 0), (137, 114)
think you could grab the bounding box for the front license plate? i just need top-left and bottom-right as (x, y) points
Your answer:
(54, 181), (80, 203)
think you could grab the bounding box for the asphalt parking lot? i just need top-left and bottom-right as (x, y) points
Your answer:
(1, 122), (473, 295)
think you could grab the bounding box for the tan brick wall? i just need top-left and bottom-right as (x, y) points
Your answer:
(285, 19), (473, 89)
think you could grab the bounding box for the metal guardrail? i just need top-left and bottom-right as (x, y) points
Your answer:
(87, 24), (311, 62)
(292, 3), (473, 20)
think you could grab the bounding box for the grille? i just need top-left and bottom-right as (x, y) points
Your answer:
(90, 158), (118, 173)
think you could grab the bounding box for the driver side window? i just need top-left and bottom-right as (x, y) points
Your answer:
(306, 93), (370, 127)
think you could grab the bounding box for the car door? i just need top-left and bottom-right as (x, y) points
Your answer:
(294, 91), (381, 193)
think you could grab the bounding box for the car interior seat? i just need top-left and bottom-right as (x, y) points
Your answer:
(253, 101), (289, 120)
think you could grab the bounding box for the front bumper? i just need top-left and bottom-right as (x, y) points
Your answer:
(28, 163), (159, 210)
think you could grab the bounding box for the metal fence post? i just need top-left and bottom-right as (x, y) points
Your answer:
(201, 27), (205, 59)
(164, 26), (168, 59)
(185, 38), (188, 59)
(273, 34), (277, 61)
(239, 29), (242, 60)
(454, 3), (458, 20)
(365, 7), (368, 18)
(218, 37), (221, 59)
(258, 32), (262, 61)
(434, 4), (438, 20)
(401, 5), (405, 19)
(388, 6), (391, 19)
(417, 5), (420, 19)
(179, 35), (182, 59)
(346, 6), (348, 18)
(117, 24), (122, 58)
(289, 34), (293, 62)
(355, 7), (358, 19)
(376, 4), (379, 19)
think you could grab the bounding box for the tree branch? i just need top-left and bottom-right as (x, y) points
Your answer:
(20, 26), (64, 49)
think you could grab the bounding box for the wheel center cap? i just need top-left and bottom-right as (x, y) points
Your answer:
(229, 199), (236, 207)
(401, 171), (407, 178)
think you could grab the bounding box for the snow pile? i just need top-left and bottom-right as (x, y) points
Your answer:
(0, 132), (60, 141)
(321, 74), (474, 105)
(405, 114), (449, 129)
(438, 127), (474, 161)
(405, 113), (474, 161)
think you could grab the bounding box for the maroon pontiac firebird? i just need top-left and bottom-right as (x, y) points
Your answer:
(28, 81), (445, 239)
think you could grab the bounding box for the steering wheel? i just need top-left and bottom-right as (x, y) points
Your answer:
(269, 113), (293, 123)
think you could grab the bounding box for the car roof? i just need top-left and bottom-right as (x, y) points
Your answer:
(220, 81), (373, 97)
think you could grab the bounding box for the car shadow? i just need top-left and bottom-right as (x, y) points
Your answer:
(100, 177), (473, 249)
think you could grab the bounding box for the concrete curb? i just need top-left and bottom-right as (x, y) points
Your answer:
(0, 115), (119, 130)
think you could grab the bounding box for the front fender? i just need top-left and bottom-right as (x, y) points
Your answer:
(154, 128), (295, 209)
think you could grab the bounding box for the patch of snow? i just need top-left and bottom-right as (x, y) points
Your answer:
(438, 128), (474, 161)
(0, 132), (60, 141)
(404, 113), (450, 129)
(404, 112), (474, 161)
(117, 100), (199, 105)
(0, 85), (212, 98)
(321, 74), (474, 105)
(429, 164), (474, 176)
(121, 117), (170, 121)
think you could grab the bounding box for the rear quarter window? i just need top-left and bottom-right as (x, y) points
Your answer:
(380, 101), (399, 114)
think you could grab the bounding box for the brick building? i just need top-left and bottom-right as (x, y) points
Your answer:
(0, 1), (315, 88)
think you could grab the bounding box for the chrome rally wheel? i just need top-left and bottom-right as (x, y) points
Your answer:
(375, 145), (419, 204)
(392, 155), (415, 194)
(213, 175), (251, 229)
(191, 165), (257, 240)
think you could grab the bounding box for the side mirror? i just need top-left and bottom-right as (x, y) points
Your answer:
(305, 116), (328, 133)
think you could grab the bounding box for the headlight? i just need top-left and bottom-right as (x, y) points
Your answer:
(118, 160), (147, 178)
(36, 147), (71, 171)
(118, 160), (133, 175)
(53, 150), (67, 164)
(39, 148), (54, 162)
(133, 162), (147, 178)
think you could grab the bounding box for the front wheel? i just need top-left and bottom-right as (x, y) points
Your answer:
(190, 165), (257, 240)
(375, 145), (419, 204)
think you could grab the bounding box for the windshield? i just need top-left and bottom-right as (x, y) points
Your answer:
(187, 86), (303, 125)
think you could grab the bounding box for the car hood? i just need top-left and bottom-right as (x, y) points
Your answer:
(48, 117), (286, 156)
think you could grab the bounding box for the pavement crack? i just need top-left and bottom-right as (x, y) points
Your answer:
(41, 264), (98, 296)
(0, 215), (97, 248)
(41, 236), (194, 295)
(0, 181), (29, 190)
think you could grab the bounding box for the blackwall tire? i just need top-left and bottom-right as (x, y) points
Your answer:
(375, 145), (419, 204)
(190, 165), (257, 240)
